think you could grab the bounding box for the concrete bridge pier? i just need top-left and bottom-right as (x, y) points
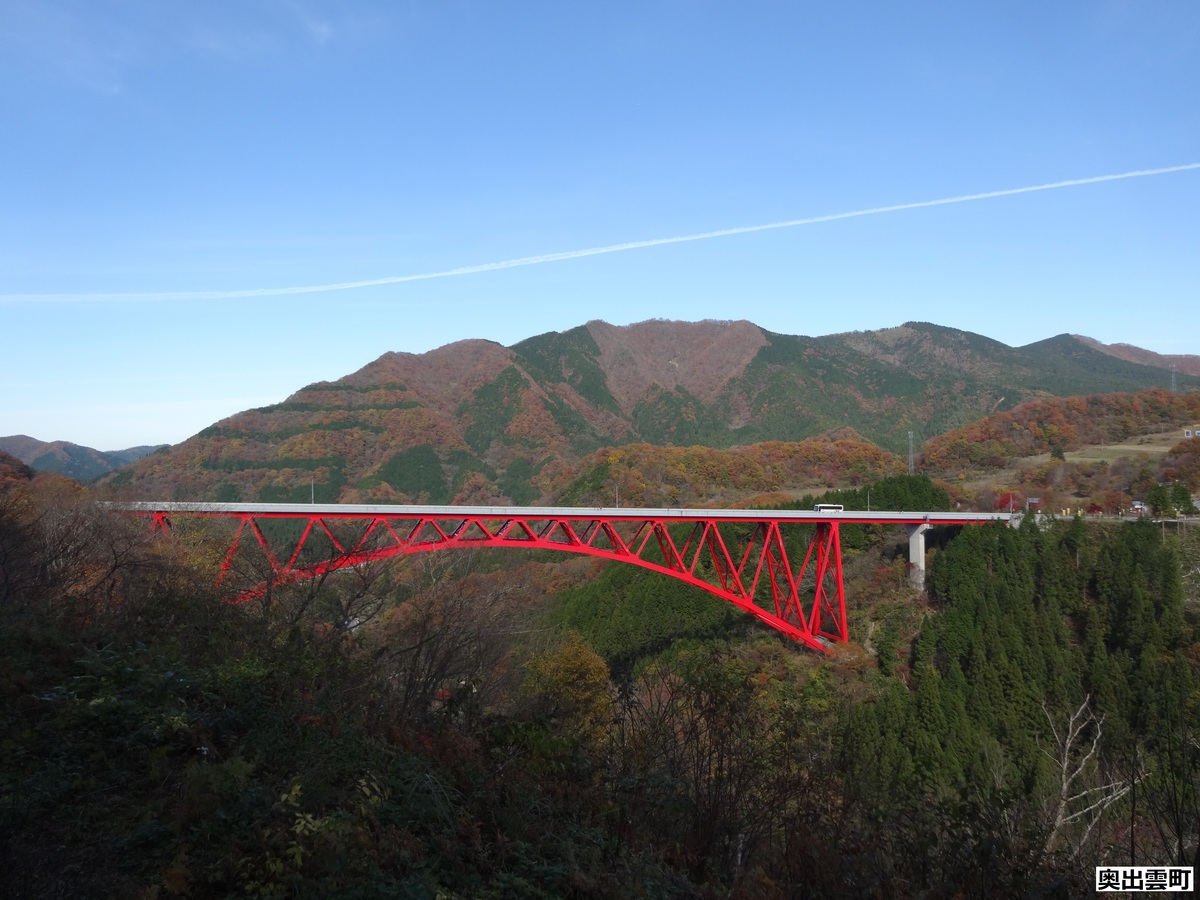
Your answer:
(906, 523), (930, 591)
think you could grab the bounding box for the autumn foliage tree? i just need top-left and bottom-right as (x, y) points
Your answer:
(924, 390), (1200, 473)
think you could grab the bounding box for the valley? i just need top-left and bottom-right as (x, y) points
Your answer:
(2, 319), (1199, 897)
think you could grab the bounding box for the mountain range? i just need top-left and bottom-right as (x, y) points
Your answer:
(1072, 336), (1200, 377)
(92, 319), (1199, 505)
(0, 435), (165, 484)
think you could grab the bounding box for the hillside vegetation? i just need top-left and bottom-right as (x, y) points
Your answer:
(0, 435), (165, 483)
(3, 469), (1199, 897)
(98, 320), (1197, 505)
(9, 321), (1200, 896)
(922, 391), (1200, 514)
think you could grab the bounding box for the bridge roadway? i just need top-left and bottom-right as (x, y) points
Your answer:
(115, 501), (1013, 526)
(114, 502), (1014, 653)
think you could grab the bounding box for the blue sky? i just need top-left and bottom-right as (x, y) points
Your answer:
(2, 1), (1198, 449)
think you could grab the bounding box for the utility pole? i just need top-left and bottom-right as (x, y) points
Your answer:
(908, 431), (914, 476)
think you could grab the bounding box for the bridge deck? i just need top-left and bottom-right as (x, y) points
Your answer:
(112, 501), (1013, 527)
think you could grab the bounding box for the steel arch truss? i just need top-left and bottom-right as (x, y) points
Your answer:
(149, 509), (846, 653)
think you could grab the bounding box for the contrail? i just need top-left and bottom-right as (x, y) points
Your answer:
(5, 162), (1198, 303)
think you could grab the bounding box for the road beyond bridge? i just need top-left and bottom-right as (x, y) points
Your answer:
(115, 503), (1013, 654)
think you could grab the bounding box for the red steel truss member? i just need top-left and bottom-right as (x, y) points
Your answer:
(116, 503), (1010, 654)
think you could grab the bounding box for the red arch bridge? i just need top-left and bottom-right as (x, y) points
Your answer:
(115, 503), (1012, 654)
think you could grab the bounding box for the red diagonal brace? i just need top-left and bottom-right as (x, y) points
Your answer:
(132, 506), (848, 654)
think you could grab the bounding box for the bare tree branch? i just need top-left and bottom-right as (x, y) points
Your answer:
(1039, 697), (1141, 861)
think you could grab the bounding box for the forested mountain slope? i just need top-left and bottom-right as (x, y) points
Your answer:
(101, 319), (1197, 504)
(924, 388), (1200, 471)
(4, 466), (1198, 897)
(1075, 335), (1200, 377)
(0, 434), (164, 483)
